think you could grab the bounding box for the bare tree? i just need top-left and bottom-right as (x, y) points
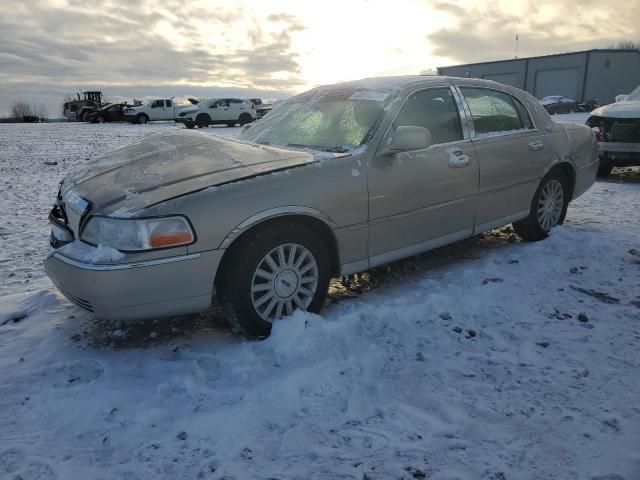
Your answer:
(608, 40), (640, 50)
(32, 103), (48, 119)
(420, 67), (439, 76)
(10, 100), (33, 119)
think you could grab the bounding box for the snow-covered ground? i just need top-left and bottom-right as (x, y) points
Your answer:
(1, 122), (639, 480)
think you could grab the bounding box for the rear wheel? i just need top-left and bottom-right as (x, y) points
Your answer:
(97, 115), (105, 123)
(238, 113), (253, 126)
(216, 223), (331, 338)
(513, 171), (568, 241)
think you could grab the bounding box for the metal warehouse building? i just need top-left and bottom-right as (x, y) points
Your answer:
(438, 49), (640, 104)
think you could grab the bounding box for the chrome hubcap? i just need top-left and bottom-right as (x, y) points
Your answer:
(251, 243), (318, 322)
(537, 179), (564, 231)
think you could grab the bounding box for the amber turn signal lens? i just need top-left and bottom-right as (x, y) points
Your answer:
(149, 232), (193, 248)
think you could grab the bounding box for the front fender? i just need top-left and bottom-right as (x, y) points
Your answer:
(218, 206), (338, 249)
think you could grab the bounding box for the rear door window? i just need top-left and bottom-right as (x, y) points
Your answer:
(460, 88), (527, 135)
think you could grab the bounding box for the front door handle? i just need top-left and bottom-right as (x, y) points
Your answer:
(528, 140), (545, 152)
(447, 148), (471, 168)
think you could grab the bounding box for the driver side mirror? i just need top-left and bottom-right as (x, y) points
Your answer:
(380, 126), (432, 156)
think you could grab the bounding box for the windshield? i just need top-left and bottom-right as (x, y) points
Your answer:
(627, 85), (640, 101)
(240, 88), (391, 152)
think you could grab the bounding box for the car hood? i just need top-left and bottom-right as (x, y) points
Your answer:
(179, 106), (199, 115)
(591, 101), (640, 119)
(62, 130), (328, 215)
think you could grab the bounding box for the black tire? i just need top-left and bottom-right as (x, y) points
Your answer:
(136, 114), (148, 125)
(513, 170), (569, 241)
(238, 113), (253, 126)
(184, 121), (195, 129)
(97, 115), (105, 123)
(216, 222), (331, 338)
(196, 114), (210, 128)
(596, 157), (614, 177)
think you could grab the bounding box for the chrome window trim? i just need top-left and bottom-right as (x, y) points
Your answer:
(50, 252), (202, 271)
(454, 85), (539, 139)
(376, 84), (469, 156)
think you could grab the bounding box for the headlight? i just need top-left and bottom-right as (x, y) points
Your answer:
(80, 216), (195, 251)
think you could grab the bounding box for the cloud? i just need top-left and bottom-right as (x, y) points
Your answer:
(0, 0), (307, 116)
(429, 0), (640, 65)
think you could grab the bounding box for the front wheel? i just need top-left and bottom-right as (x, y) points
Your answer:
(216, 223), (331, 337)
(196, 114), (210, 128)
(136, 114), (148, 124)
(513, 171), (568, 241)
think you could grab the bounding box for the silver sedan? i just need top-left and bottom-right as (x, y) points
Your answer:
(45, 76), (599, 336)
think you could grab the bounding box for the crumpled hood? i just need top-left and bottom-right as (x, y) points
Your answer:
(591, 101), (640, 119)
(62, 130), (320, 214)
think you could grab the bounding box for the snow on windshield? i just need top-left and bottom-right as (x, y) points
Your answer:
(240, 88), (393, 152)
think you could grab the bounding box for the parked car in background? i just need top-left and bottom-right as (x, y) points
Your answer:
(85, 103), (130, 123)
(255, 103), (273, 119)
(586, 84), (640, 177)
(178, 98), (255, 128)
(124, 98), (197, 124)
(540, 95), (576, 114)
(575, 99), (599, 112)
(45, 76), (598, 337)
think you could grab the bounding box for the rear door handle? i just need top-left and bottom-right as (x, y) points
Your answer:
(528, 140), (545, 152)
(447, 148), (471, 168)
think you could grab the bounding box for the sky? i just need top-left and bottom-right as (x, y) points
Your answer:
(0, 0), (638, 117)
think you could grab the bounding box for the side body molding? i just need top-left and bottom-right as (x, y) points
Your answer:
(218, 206), (339, 249)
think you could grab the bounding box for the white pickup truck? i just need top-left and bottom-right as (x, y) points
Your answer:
(124, 98), (197, 124)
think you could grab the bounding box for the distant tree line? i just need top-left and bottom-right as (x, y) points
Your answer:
(608, 40), (640, 50)
(1, 100), (48, 122)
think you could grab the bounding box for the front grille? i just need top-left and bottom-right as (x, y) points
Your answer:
(62, 290), (94, 312)
(611, 122), (640, 143)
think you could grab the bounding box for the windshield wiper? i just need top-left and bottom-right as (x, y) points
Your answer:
(285, 144), (350, 153)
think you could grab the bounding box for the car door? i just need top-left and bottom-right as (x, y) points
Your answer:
(165, 99), (174, 119)
(210, 99), (230, 122)
(367, 86), (479, 264)
(229, 99), (245, 121)
(148, 100), (164, 121)
(456, 86), (548, 231)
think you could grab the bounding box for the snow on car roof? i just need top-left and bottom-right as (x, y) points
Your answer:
(310, 75), (452, 93)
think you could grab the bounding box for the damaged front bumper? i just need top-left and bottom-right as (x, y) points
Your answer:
(45, 247), (222, 320)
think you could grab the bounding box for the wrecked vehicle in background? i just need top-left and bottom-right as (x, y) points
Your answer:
(586, 84), (640, 177)
(45, 76), (598, 338)
(539, 95), (576, 114)
(85, 103), (131, 123)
